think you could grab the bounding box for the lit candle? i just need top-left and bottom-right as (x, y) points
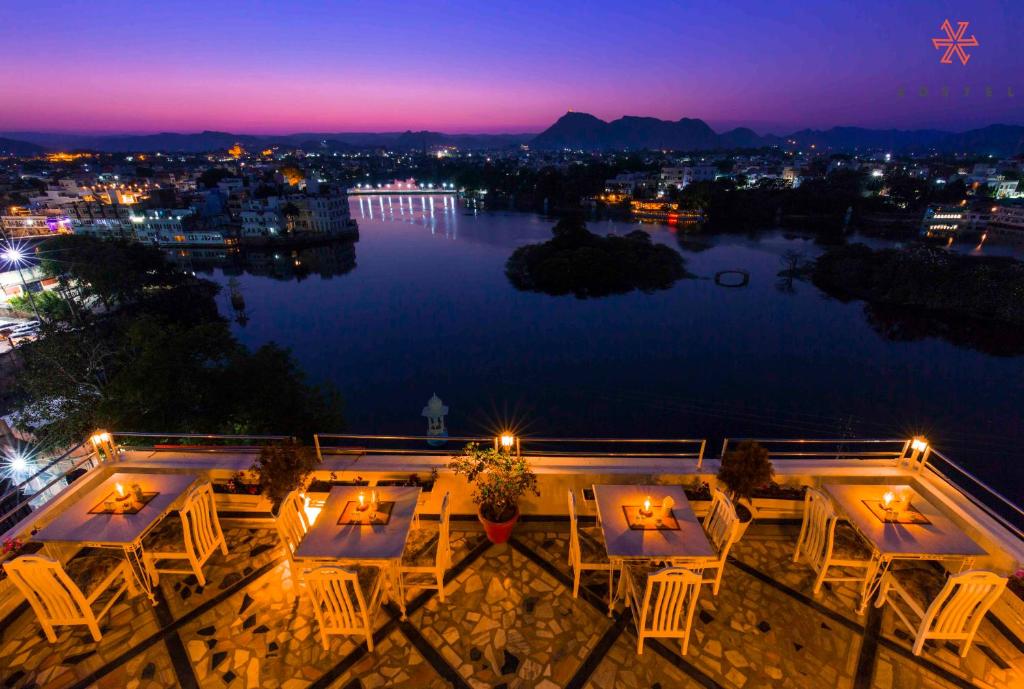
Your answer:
(357, 491), (365, 509)
(882, 491), (895, 508)
(642, 496), (652, 516)
(116, 483), (125, 498)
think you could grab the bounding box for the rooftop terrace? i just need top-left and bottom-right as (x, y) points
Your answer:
(1, 434), (1023, 689)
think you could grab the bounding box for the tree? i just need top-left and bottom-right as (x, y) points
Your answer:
(198, 167), (232, 189)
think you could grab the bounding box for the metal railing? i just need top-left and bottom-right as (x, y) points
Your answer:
(0, 442), (99, 536)
(112, 432), (293, 450)
(924, 449), (1024, 542)
(719, 438), (910, 464)
(314, 434), (706, 463)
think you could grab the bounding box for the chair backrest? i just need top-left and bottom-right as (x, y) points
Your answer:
(921, 571), (1007, 639)
(638, 566), (703, 635)
(179, 483), (224, 562)
(3, 556), (91, 625)
(436, 491), (452, 567)
(800, 487), (840, 570)
(305, 567), (371, 636)
(278, 490), (310, 560)
(567, 490), (581, 564)
(704, 489), (740, 557)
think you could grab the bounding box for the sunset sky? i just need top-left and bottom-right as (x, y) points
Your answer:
(1, 0), (1021, 135)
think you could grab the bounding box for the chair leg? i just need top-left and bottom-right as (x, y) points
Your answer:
(87, 619), (102, 643)
(437, 570), (445, 603)
(365, 628), (375, 653)
(41, 621), (57, 644)
(320, 629), (330, 651)
(812, 566), (827, 595)
(712, 565), (724, 596)
(219, 537), (229, 556)
(572, 567), (580, 598)
(637, 635), (644, 655)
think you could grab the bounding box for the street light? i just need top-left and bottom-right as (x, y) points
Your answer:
(1, 243), (42, 323)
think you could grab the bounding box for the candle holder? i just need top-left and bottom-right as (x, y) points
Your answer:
(639, 496), (654, 519)
(356, 491), (368, 512)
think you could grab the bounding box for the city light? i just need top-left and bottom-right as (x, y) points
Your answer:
(1, 246), (26, 265)
(911, 437), (929, 452)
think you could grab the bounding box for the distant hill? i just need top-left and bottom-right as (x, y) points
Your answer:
(0, 130), (533, 153)
(531, 111), (1024, 155)
(0, 137), (44, 156)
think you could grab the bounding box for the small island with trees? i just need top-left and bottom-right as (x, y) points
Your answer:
(505, 216), (688, 298)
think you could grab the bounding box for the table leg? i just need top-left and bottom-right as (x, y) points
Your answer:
(388, 560), (408, 620)
(857, 554), (890, 615)
(609, 559), (626, 615)
(123, 542), (158, 606)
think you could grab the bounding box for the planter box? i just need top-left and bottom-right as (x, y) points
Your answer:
(375, 478), (436, 493)
(306, 479), (369, 492)
(212, 491), (274, 516)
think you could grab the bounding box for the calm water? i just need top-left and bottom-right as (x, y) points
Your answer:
(183, 196), (1024, 490)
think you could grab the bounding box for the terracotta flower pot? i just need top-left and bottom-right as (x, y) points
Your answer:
(478, 507), (519, 544)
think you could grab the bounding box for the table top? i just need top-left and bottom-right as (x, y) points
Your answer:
(593, 484), (715, 561)
(825, 483), (986, 559)
(33, 472), (199, 546)
(295, 486), (421, 561)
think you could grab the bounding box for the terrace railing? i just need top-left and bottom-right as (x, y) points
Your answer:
(313, 434), (706, 465)
(924, 448), (1024, 542)
(112, 432), (293, 452)
(719, 438), (910, 465)
(0, 441), (98, 538)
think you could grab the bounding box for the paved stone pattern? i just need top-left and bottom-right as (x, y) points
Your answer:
(411, 540), (612, 688)
(2, 523), (1023, 689)
(0, 585), (171, 689)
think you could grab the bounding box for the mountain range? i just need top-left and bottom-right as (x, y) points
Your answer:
(2, 113), (1023, 155)
(531, 112), (1024, 155)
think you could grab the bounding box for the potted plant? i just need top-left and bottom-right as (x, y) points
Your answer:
(716, 440), (774, 540)
(449, 442), (539, 544)
(251, 440), (319, 513)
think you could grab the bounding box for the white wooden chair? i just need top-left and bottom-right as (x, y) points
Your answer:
(277, 489), (311, 578)
(3, 553), (136, 642)
(567, 490), (615, 603)
(793, 487), (873, 595)
(143, 482), (228, 587)
(305, 566), (384, 651)
(696, 488), (741, 595)
(624, 564), (702, 655)
(876, 569), (1007, 657)
(400, 491), (452, 602)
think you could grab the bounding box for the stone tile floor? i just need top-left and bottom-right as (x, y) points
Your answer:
(0, 524), (1021, 689)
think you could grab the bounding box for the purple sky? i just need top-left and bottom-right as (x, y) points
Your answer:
(0, 1), (1020, 134)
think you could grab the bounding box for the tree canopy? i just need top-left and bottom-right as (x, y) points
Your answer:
(15, 236), (344, 448)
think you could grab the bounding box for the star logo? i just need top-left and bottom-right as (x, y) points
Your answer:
(932, 20), (978, 65)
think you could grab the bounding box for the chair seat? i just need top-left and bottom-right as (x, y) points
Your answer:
(65, 553), (124, 592)
(833, 525), (872, 561)
(352, 565), (382, 598)
(890, 567), (946, 606)
(625, 562), (657, 596)
(143, 516), (186, 553)
(402, 527), (440, 567)
(577, 527), (609, 564)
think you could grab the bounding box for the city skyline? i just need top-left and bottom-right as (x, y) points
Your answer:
(1, 0), (1022, 136)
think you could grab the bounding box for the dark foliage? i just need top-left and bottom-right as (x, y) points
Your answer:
(506, 216), (688, 298)
(15, 236), (344, 448)
(717, 441), (775, 502)
(813, 243), (1024, 325)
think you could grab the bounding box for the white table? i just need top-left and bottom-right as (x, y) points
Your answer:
(295, 485), (420, 618)
(825, 483), (987, 612)
(33, 472), (199, 605)
(593, 484), (715, 612)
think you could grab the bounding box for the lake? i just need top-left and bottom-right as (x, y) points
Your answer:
(181, 195), (1024, 490)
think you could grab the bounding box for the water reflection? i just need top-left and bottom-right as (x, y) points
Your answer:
(164, 240), (357, 282)
(355, 194), (459, 240)
(863, 303), (1024, 357)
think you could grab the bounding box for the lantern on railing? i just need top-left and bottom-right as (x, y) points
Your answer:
(496, 433), (520, 456)
(90, 431), (117, 463)
(906, 436), (930, 471)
